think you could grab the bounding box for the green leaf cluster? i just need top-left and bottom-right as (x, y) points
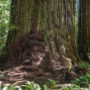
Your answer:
(79, 62), (90, 69)
(72, 73), (90, 88)
(0, 0), (10, 53)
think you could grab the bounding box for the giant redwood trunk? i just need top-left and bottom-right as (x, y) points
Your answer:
(78, 0), (90, 60)
(6, 0), (80, 64)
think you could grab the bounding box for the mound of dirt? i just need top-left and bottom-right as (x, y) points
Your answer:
(0, 31), (79, 84)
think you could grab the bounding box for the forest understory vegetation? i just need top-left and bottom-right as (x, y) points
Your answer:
(0, 0), (90, 90)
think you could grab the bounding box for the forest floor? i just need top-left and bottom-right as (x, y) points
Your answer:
(0, 31), (89, 85)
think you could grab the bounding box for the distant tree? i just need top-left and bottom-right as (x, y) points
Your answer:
(78, 0), (90, 60)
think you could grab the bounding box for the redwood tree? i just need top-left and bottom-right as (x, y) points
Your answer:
(78, 0), (90, 60)
(5, 0), (80, 64)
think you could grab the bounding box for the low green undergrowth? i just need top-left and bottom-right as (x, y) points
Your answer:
(79, 62), (90, 69)
(42, 79), (58, 90)
(0, 81), (41, 90)
(0, 74), (90, 90)
(0, 76), (90, 90)
(59, 85), (89, 90)
(72, 73), (90, 88)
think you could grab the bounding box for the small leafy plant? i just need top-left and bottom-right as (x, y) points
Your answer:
(42, 79), (57, 90)
(72, 73), (90, 88)
(21, 81), (41, 90)
(79, 62), (90, 69)
(78, 62), (90, 75)
(0, 81), (41, 90)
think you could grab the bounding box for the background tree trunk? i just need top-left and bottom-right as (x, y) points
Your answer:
(78, 0), (90, 60)
(6, 0), (80, 64)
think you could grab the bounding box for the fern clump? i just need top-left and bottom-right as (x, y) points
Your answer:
(72, 73), (90, 88)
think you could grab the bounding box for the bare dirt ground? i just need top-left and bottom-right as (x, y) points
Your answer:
(0, 31), (82, 84)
